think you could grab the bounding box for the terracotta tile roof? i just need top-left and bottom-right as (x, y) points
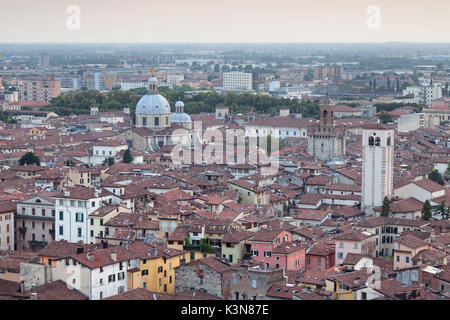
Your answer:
(65, 246), (138, 269)
(413, 248), (446, 264)
(307, 243), (335, 256)
(294, 291), (327, 300)
(342, 253), (366, 265)
(400, 230), (430, 240)
(53, 185), (111, 200)
(89, 204), (122, 217)
(396, 235), (428, 249)
(327, 184), (361, 192)
(435, 265), (450, 283)
(291, 225), (325, 240)
(326, 269), (371, 289)
(374, 278), (410, 299)
(305, 175), (333, 186)
(266, 284), (300, 299)
(221, 230), (254, 244)
(334, 230), (375, 242)
(167, 226), (190, 242)
(298, 193), (322, 205)
(0, 255), (31, 271)
(273, 241), (306, 255)
(356, 217), (429, 229)
(390, 197), (423, 213)
(250, 229), (284, 242)
(0, 200), (17, 213)
(37, 241), (101, 259)
(177, 256), (231, 274)
(126, 241), (185, 259)
(20, 280), (87, 300)
(296, 209), (330, 221)
(265, 219), (297, 231)
(412, 179), (444, 193)
(0, 279), (21, 296)
(297, 269), (331, 286)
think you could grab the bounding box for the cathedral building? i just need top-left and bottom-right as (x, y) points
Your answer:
(307, 98), (346, 162)
(118, 69), (200, 152)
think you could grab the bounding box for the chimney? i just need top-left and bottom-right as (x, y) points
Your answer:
(30, 293), (37, 300)
(64, 190), (70, 197)
(20, 281), (25, 292)
(111, 250), (117, 262)
(86, 252), (94, 261)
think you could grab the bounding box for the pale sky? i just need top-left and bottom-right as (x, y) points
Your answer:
(0, 0), (448, 43)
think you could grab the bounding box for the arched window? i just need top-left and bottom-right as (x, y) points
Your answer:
(321, 143), (324, 154)
(368, 136), (374, 146)
(387, 136), (391, 146)
(35, 199), (41, 203)
(375, 137), (381, 146)
(323, 110), (328, 125)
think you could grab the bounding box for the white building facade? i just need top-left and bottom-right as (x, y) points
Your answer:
(54, 188), (117, 244)
(361, 125), (394, 210)
(223, 72), (252, 92)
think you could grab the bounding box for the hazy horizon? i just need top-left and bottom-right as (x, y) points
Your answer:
(0, 0), (449, 43)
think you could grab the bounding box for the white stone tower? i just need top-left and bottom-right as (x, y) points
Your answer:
(361, 124), (394, 211)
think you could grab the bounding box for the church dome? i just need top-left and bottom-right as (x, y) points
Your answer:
(136, 94), (171, 115)
(175, 101), (184, 108)
(170, 112), (191, 123)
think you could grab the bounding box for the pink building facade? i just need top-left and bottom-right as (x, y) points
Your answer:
(250, 230), (305, 270)
(334, 232), (377, 266)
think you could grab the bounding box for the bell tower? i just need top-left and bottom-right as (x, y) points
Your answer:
(149, 66), (158, 94)
(307, 96), (346, 161)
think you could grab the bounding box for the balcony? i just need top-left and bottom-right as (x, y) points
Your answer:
(183, 244), (217, 254)
(29, 240), (48, 247)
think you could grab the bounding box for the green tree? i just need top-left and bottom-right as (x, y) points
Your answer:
(432, 201), (449, 220)
(378, 112), (393, 124)
(122, 149), (133, 163)
(64, 160), (76, 167)
(381, 196), (391, 216)
(19, 152), (40, 166)
(429, 169), (445, 185)
(103, 157), (115, 167)
(421, 200), (432, 221)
